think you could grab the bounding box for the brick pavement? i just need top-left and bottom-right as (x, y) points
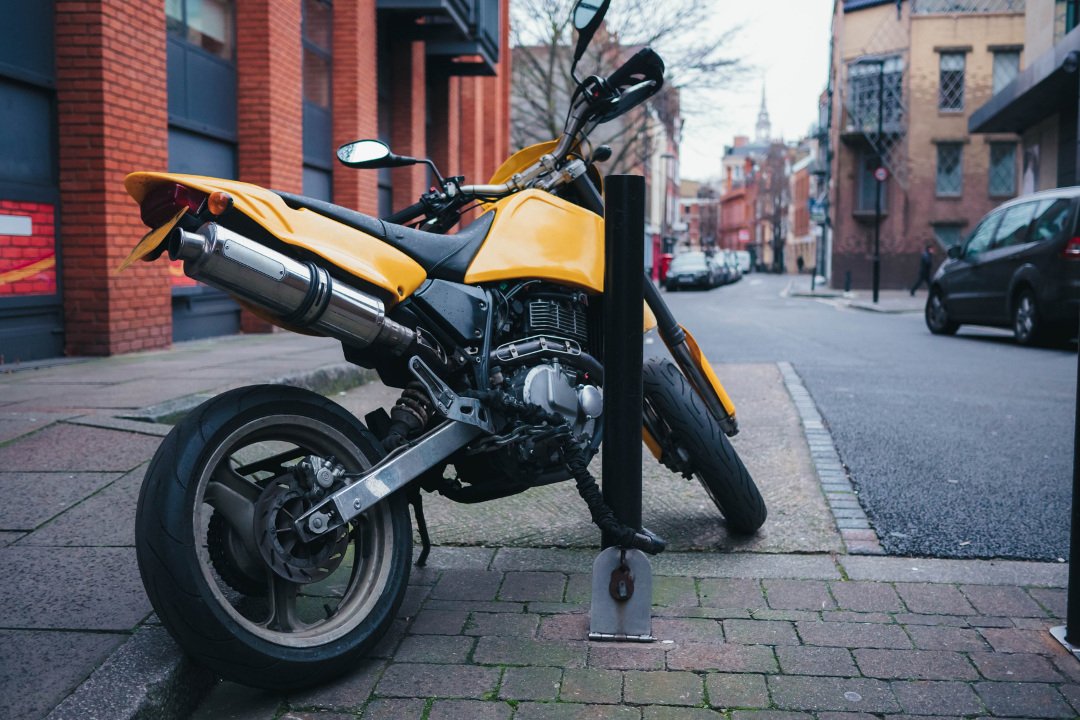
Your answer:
(187, 548), (1075, 719)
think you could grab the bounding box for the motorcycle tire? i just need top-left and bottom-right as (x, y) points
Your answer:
(135, 384), (412, 690)
(642, 357), (767, 534)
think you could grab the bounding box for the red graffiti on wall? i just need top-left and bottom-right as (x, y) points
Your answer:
(0, 200), (57, 297)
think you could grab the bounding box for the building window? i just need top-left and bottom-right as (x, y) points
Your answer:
(992, 50), (1020, 94)
(166, 0), (234, 61)
(855, 149), (887, 213)
(936, 143), (963, 196)
(847, 56), (904, 133)
(989, 143), (1016, 197)
(302, 0), (333, 201)
(932, 224), (964, 249)
(938, 53), (965, 112)
(1056, 0), (1079, 42)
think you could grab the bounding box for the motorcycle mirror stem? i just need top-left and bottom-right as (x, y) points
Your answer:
(569, 0), (612, 83)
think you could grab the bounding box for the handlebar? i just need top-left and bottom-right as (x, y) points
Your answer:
(383, 199), (428, 225)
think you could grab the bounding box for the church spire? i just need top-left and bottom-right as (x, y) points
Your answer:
(755, 81), (771, 143)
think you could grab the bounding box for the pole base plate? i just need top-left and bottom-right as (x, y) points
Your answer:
(1050, 626), (1080, 662)
(588, 547), (654, 642)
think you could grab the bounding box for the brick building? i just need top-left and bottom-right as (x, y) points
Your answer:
(826, 0), (1025, 290)
(970, 0), (1080, 189)
(0, 0), (510, 364)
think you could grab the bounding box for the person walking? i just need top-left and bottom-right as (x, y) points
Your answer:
(910, 243), (934, 296)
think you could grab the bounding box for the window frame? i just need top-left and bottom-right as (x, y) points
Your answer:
(938, 51), (966, 112)
(988, 142), (1017, 198)
(936, 142), (964, 198)
(991, 49), (1021, 94)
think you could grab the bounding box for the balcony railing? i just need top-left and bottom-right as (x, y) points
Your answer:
(378, 0), (501, 74)
(912, 0), (1024, 14)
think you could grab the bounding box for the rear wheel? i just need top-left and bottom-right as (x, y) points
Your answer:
(642, 358), (766, 534)
(1013, 288), (1042, 346)
(135, 385), (412, 690)
(925, 289), (959, 335)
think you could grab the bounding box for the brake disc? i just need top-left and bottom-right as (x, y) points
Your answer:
(253, 477), (350, 584)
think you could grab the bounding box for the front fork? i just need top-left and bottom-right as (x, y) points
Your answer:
(642, 275), (739, 437)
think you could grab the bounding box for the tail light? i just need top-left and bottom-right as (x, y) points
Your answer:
(140, 184), (207, 228)
(1063, 237), (1080, 260)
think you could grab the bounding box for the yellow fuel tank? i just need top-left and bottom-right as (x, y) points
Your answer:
(465, 189), (605, 293)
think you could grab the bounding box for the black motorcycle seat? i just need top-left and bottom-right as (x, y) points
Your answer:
(274, 191), (493, 282)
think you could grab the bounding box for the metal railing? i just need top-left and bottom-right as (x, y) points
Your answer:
(912, 0), (1024, 14)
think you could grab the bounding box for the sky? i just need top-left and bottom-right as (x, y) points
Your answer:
(677, 0), (835, 182)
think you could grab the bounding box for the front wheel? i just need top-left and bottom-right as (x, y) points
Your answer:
(642, 358), (766, 534)
(135, 385), (412, 690)
(925, 289), (959, 335)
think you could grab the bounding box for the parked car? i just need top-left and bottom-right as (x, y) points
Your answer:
(925, 187), (1080, 345)
(721, 250), (742, 283)
(665, 251), (720, 290)
(735, 251), (752, 274)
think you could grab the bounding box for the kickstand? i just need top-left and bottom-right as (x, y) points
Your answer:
(408, 487), (432, 567)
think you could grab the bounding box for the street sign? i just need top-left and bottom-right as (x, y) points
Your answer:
(874, 167), (888, 182)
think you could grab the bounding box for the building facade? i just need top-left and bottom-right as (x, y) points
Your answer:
(969, 0), (1080, 189)
(0, 0), (510, 364)
(826, 0), (1026, 290)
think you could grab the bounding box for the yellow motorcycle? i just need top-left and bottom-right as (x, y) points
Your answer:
(121, 0), (764, 689)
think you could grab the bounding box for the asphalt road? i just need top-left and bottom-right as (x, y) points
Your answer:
(665, 273), (1077, 561)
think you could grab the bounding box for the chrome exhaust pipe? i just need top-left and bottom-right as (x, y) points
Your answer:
(169, 222), (415, 352)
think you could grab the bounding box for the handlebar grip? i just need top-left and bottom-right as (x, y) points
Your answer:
(383, 200), (427, 225)
(607, 48), (665, 92)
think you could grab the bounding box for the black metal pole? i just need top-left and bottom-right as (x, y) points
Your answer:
(602, 175), (645, 548)
(872, 61), (883, 304)
(1067, 314), (1080, 644)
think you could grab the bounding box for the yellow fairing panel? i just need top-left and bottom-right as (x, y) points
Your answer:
(124, 172), (426, 301)
(465, 190), (605, 292)
(682, 326), (737, 420)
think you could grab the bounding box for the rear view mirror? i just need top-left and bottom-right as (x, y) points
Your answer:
(571, 0), (611, 67)
(947, 244), (963, 259)
(337, 139), (414, 169)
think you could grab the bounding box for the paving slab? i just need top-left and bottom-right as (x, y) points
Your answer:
(0, 545), (150, 630)
(0, 424), (159, 472)
(0, 411), (79, 443)
(19, 468), (143, 546)
(0, 630), (123, 720)
(0, 471), (120, 531)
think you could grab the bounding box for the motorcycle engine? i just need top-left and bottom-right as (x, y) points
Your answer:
(506, 359), (602, 443)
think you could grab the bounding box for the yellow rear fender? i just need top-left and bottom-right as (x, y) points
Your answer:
(122, 172), (427, 302)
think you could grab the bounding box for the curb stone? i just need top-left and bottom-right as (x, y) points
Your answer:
(44, 362), (375, 720)
(777, 361), (884, 555)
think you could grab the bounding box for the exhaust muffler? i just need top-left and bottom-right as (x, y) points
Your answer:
(169, 222), (415, 352)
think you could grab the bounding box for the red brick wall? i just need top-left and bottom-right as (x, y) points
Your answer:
(236, 0), (303, 193)
(235, 0), (303, 332)
(0, 201), (57, 297)
(56, 0), (171, 356)
(333, 0), (379, 214)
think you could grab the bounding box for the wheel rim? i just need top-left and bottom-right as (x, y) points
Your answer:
(1015, 295), (1035, 341)
(928, 294), (948, 330)
(192, 414), (395, 648)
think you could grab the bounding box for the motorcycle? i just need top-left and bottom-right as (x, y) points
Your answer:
(120, 0), (765, 689)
